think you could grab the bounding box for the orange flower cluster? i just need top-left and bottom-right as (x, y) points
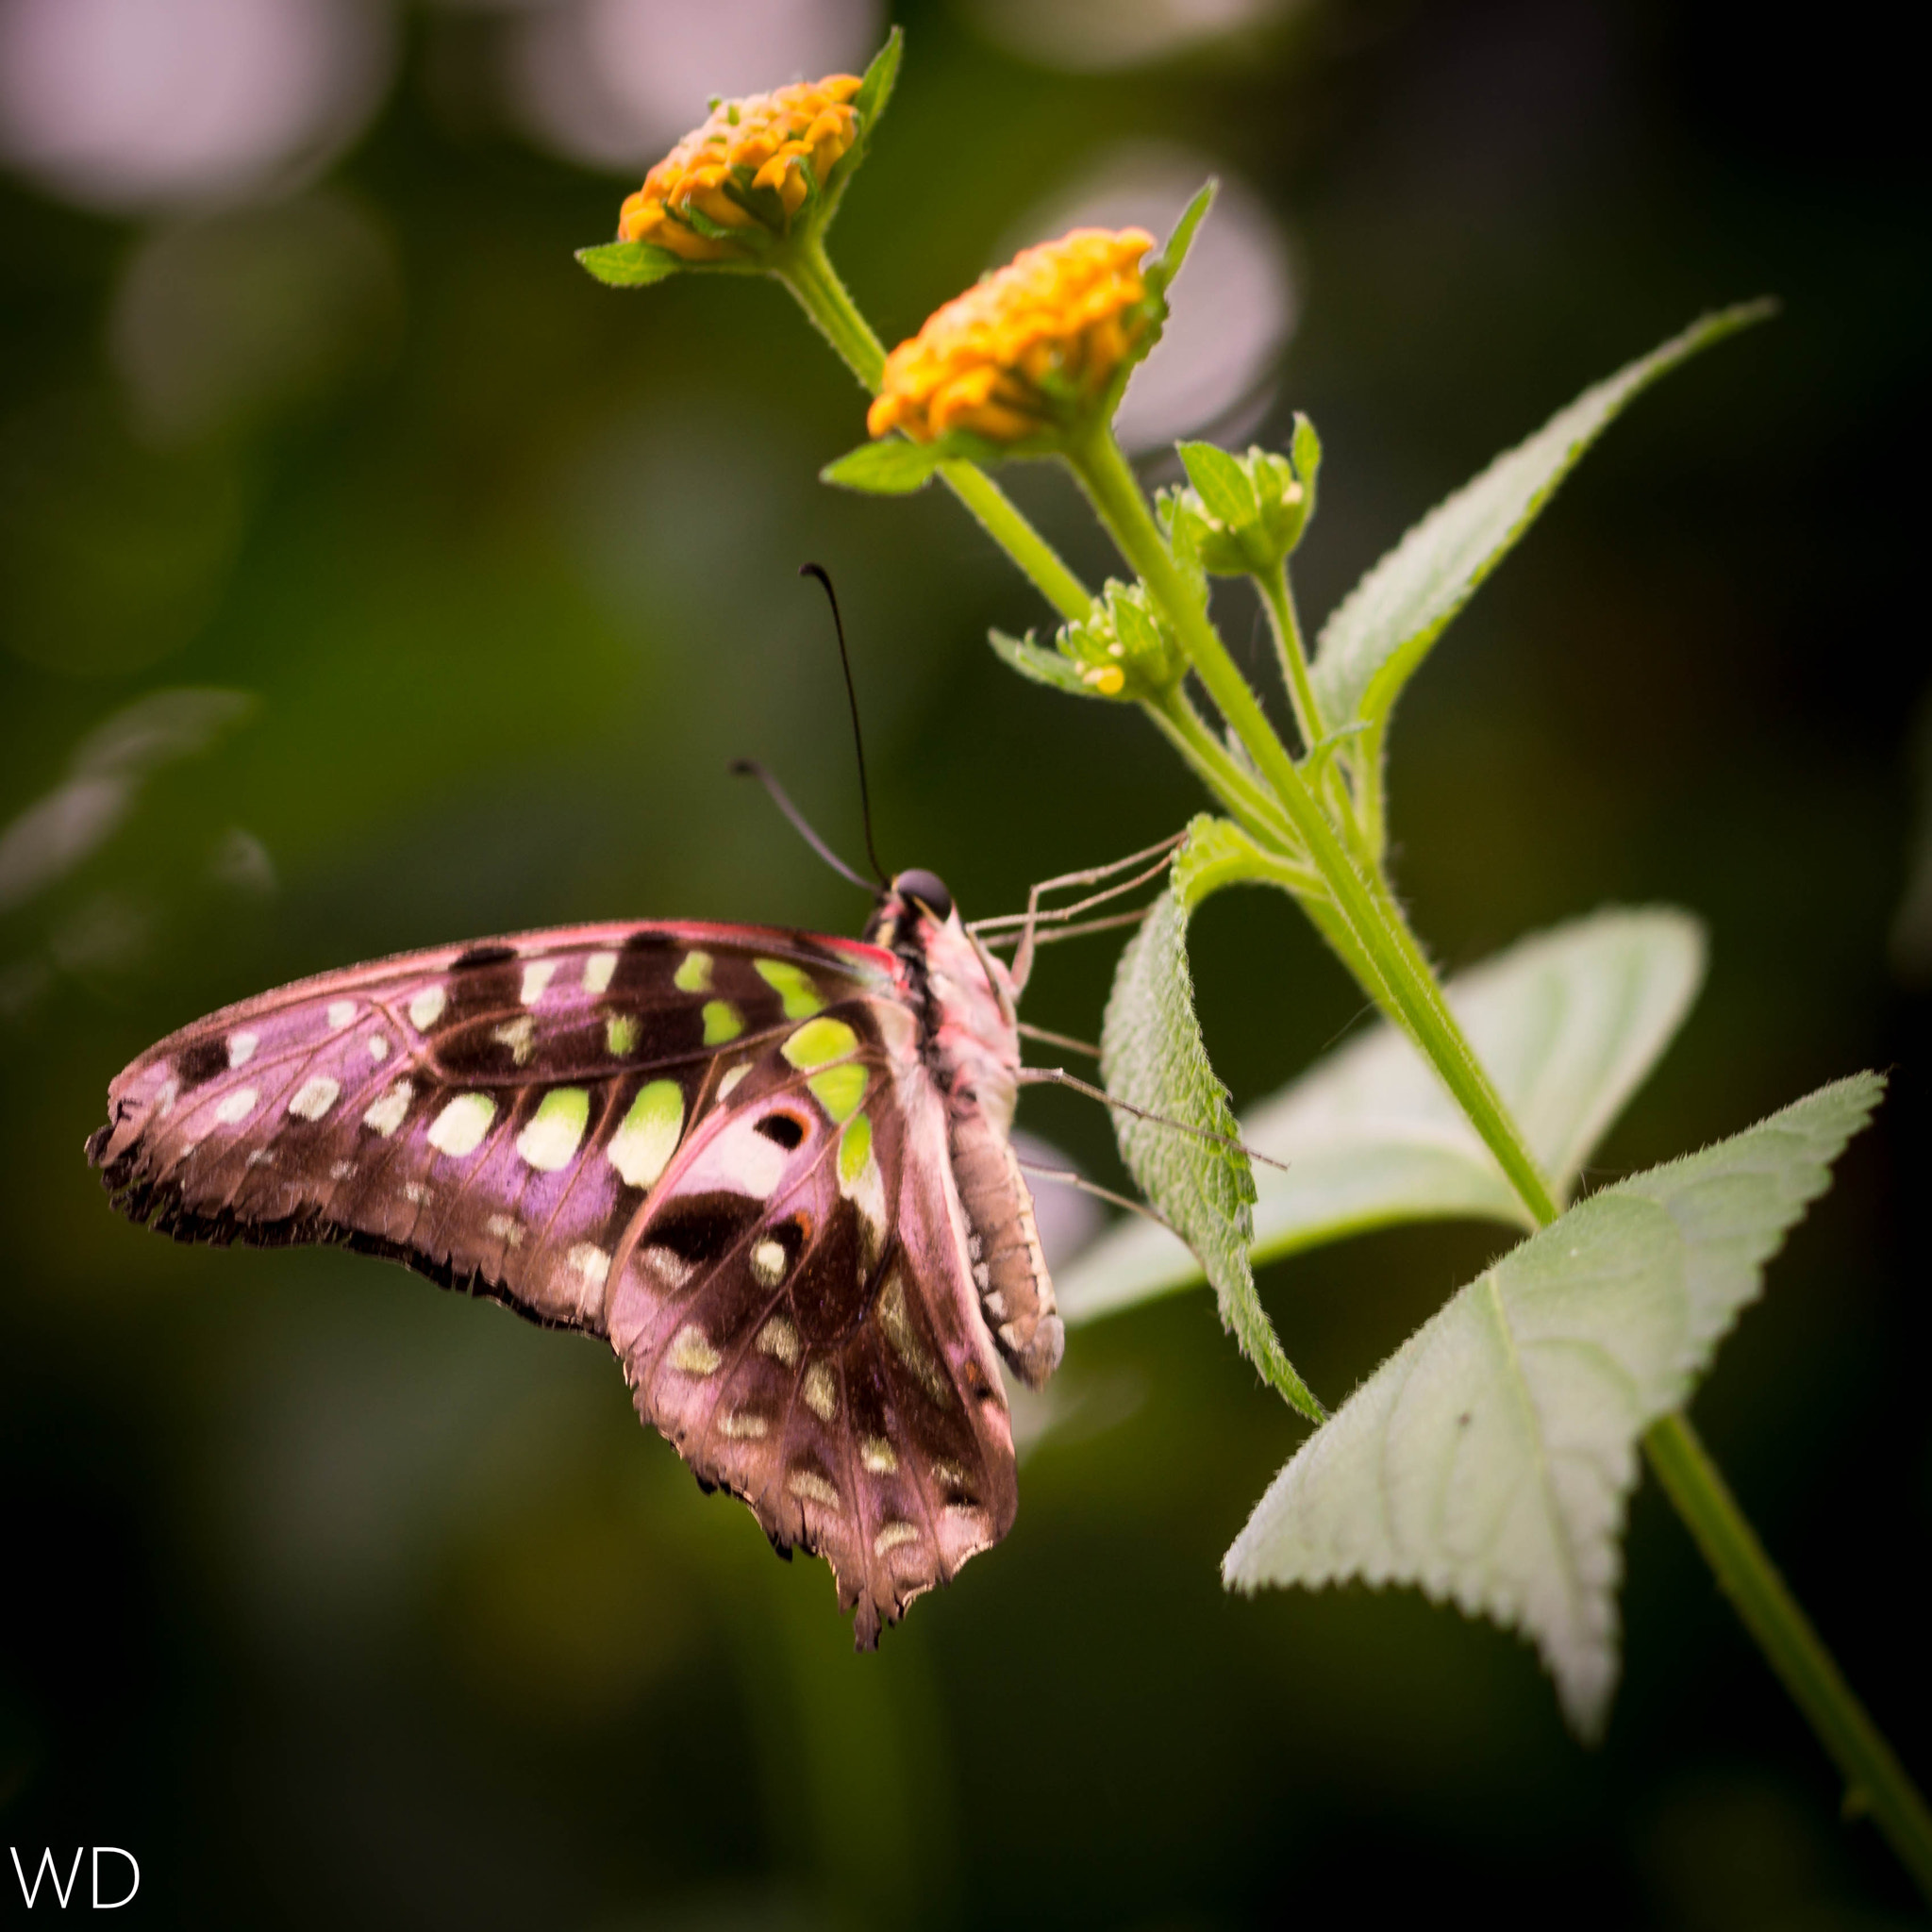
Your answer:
(867, 228), (1156, 444)
(617, 76), (863, 262)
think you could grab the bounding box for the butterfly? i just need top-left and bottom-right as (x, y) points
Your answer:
(88, 863), (1071, 1647)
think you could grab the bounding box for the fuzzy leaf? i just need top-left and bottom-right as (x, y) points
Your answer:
(1058, 908), (1707, 1323)
(575, 242), (686, 289)
(820, 439), (949, 494)
(1101, 824), (1322, 1419)
(1223, 1072), (1883, 1736)
(988, 628), (1095, 696)
(1311, 305), (1773, 734)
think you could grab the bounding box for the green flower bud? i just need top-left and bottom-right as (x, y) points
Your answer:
(1158, 415), (1323, 576)
(1055, 578), (1187, 699)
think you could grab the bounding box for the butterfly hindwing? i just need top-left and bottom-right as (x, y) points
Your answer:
(608, 1044), (1016, 1642)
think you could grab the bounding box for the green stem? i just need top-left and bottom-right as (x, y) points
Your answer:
(775, 242), (1091, 625)
(937, 462), (1091, 625)
(778, 238), (887, 388)
(1644, 1412), (1932, 1899)
(1256, 560), (1324, 754)
(1144, 687), (1300, 854)
(1068, 421), (1562, 1228)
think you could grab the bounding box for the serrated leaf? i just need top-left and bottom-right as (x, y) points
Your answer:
(1310, 304), (1774, 733)
(575, 242), (686, 289)
(988, 627), (1094, 696)
(1058, 908), (1707, 1322)
(1101, 824), (1322, 1419)
(1178, 441), (1257, 529)
(820, 439), (948, 494)
(1223, 1072), (1884, 1736)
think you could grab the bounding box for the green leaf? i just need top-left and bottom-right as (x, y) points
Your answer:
(1101, 821), (1323, 1420)
(820, 439), (948, 494)
(850, 24), (903, 131)
(820, 25), (903, 226)
(1290, 413), (1322, 490)
(1177, 441), (1257, 530)
(988, 627), (1095, 696)
(1223, 1072), (1884, 1737)
(1058, 908), (1707, 1323)
(574, 242), (686, 289)
(1310, 303), (1774, 734)
(1146, 181), (1216, 297)
(1170, 815), (1270, 905)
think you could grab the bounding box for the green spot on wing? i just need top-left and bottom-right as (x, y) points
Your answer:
(606, 1013), (639, 1057)
(782, 1015), (858, 1070)
(674, 950), (713, 994)
(808, 1063), (868, 1124)
(756, 958), (824, 1019)
(518, 1087), (591, 1171)
(703, 1000), (743, 1045)
(608, 1079), (685, 1189)
(838, 1111), (873, 1188)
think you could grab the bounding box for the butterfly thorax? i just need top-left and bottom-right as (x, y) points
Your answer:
(868, 880), (1064, 1390)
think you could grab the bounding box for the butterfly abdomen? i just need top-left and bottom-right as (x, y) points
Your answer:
(906, 908), (1065, 1391)
(947, 1113), (1063, 1388)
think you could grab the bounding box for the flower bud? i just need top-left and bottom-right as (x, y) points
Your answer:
(867, 228), (1158, 446)
(1053, 578), (1187, 699)
(1158, 419), (1323, 575)
(615, 75), (865, 264)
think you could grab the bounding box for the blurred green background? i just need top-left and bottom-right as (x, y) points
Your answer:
(3, 0), (1927, 1924)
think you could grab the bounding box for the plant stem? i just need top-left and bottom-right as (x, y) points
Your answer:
(1144, 687), (1299, 853)
(776, 242), (1091, 624)
(1068, 421), (1562, 1228)
(1644, 1411), (1932, 1898)
(1256, 560), (1324, 754)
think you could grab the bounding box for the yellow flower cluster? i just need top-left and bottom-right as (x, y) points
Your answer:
(618, 76), (863, 262)
(867, 228), (1156, 444)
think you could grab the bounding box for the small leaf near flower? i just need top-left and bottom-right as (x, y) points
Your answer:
(574, 242), (688, 289)
(988, 628), (1097, 695)
(820, 439), (950, 495)
(1145, 181), (1216, 301)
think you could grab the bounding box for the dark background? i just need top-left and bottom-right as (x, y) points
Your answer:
(3, 1), (1927, 1924)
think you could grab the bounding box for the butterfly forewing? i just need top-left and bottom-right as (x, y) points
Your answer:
(90, 918), (1019, 1642)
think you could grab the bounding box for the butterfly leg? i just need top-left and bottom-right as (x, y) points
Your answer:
(987, 835), (1185, 991)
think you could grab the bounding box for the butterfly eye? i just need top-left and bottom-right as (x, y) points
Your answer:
(894, 869), (954, 922)
(755, 1111), (808, 1150)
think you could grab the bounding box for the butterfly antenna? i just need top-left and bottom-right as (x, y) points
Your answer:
(728, 758), (874, 891)
(800, 562), (889, 887)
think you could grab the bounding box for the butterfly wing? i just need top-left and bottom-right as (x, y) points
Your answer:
(89, 923), (890, 1326)
(89, 920), (1016, 1641)
(607, 1024), (1016, 1645)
